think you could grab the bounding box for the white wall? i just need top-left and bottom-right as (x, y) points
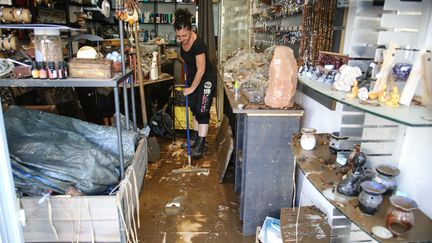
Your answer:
(397, 127), (432, 218)
(294, 91), (343, 133)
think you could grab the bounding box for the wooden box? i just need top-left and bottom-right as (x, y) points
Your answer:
(317, 51), (349, 70)
(21, 138), (147, 242)
(69, 58), (113, 79)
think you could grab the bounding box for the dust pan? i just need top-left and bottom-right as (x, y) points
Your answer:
(172, 63), (209, 175)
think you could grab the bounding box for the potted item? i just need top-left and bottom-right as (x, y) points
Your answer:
(386, 195), (418, 236)
(300, 128), (316, 150)
(358, 180), (386, 215)
(375, 164), (400, 194)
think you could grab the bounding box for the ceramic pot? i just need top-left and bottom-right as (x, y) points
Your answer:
(358, 180), (386, 215)
(375, 164), (400, 194)
(300, 128), (316, 150)
(386, 195), (417, 236)
(329, 132), (349, 154)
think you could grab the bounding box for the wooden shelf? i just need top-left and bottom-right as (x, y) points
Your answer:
(292, 134), (432, 242)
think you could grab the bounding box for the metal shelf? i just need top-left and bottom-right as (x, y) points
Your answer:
(0, 71), (133, 88)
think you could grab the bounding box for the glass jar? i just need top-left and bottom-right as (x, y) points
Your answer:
(300, 128), (316, 150)
(34, 29), (63, 63)
(386, 195), (418, 236)
(358, 180), (386, 215)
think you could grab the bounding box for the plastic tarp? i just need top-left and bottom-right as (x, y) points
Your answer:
(4, 106), (138, 196)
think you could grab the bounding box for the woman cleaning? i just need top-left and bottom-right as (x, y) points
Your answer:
(175, 8), (216, 159)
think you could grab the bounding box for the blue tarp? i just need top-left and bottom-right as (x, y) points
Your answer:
(4, 106), (138, 196)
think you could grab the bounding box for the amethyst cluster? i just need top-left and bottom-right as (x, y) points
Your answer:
(392, 63), (412, 81)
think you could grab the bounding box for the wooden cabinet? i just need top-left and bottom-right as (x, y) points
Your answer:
(223, 84), (303, 235)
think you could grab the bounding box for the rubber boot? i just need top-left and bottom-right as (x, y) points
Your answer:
(181, 130), (198, 149)
(191, 136), (206, 159)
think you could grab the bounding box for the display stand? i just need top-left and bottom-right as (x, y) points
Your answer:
(223, 83), (303, 235)
(292, 134), (432, 242)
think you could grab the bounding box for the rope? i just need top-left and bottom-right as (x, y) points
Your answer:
(47, 198), (59, 240)
(58, 198), (74, 243)
(116, 190), (130, 243)
(131, 168), (141, 228)
(127, 181), (139, 243)
(295, 172), (316, 243)
(124, 182), (133, 243)
(85, 198), (95, 243)
(77, 197), (81, 243)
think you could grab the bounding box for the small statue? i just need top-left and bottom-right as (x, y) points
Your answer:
(368, 91), (379, 100)
(347, 80), (359, 98)
(358, 87), (369, 101)
(378, 84), (388, 103)
(337, 152), (367, 197)
(385, 86), (400, 107)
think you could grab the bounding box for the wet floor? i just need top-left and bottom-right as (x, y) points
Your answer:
(138, 112), (255, 243)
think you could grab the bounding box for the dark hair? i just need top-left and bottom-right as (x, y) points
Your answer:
(174, 8), (193, 30)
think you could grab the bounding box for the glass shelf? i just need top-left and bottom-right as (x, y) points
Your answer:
(292, 134), (432, 243)
(298, 76), (432, 127)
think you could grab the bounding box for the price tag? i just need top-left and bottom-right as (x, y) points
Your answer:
(374, 176), (383, 184)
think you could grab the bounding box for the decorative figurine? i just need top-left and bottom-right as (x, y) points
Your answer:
(347, 80), (359, 98)
(385, 86), (400, 107)
(378, 84), (388, 103)
(337, 152), (368, 196)
(358, 87), (369, 101)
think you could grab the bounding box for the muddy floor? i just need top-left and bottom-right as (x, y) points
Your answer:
(137, 110), (255, 243)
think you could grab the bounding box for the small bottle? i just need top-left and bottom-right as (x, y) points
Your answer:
(64, 62), (69, 78)
(31, 62), (39, 79)
(234, 80), (239, 100)
(48, 62), (57, 79)
(39, 62), (48, 79)
(57, 61), (66, 79)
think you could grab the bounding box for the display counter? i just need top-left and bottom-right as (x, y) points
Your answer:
(292, 133), (432, 242)
(223, 83), (303, 236)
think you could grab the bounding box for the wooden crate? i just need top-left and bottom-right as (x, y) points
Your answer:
(69, 58), (113, 79)
(21, 138), (147, 242)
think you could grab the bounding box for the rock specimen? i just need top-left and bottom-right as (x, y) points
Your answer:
(264, 46), (298, 108)
(333, 64), (362, 92)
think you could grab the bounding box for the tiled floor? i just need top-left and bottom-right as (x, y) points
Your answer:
(138, 109), (255, 243)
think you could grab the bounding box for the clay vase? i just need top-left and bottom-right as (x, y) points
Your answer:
(300, 128), (316, 150)
(375, 164), (400, 194)
(386, 195), (418, 236)
(329, 132), (349, 154)
(358, 180), (386, 215)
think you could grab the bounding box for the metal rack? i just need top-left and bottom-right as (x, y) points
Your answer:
(0, 23), (138, 179)
(0, 71), (134, 179)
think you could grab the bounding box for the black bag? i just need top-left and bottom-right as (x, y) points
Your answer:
(149, 104), (174, 137)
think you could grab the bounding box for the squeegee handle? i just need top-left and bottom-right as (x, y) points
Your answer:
(184, 63), (191, 157)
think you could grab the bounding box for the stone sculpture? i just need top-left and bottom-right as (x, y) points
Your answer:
(264, 46), (298, 108)
(333, 64), (362, 92)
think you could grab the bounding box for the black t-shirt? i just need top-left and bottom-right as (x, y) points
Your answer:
(180, 36), (215, 86)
